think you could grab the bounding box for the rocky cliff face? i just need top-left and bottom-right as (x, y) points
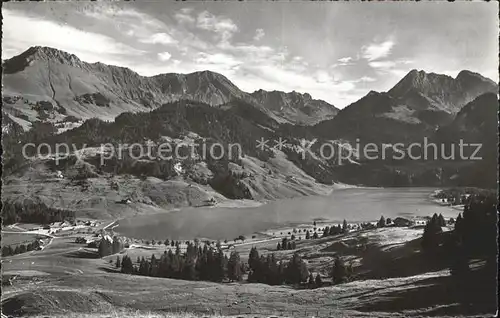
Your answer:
(250, 89), (339, 125)
(388, 69), (497, 114)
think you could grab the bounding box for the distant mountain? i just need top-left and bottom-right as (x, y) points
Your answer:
(2, 46), (337, 129)
(2, 46), (250, 126)
(327, 92), (498, 188)
(314, 90), (432, 144)
(388, 69), (497, 114)
(435, 92), (498, 142)
(2, 46), (497, 194)
(314, 69), (497, 144)
(432, 93), (498, 188)
(250, 89), (339, 125)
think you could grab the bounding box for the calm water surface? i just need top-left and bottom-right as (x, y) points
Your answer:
(117, 187), (459, 240)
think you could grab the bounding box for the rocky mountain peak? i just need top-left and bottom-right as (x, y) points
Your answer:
(387, 69), (497, 114)
(249, 89), (338, 125)
(26, 46), (83, 65)
(389, 69), (455, 97)
(3, 46), (84, 74)
(456, 70), (497, 88)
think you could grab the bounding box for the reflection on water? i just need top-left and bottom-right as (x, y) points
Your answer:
(116, 187), (460, 240)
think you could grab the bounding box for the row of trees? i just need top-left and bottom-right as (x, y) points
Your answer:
(449, 193), (497, 274)
(98, 236), (125, 257)
(2, 200), (76, 226)
(421, 213), (447, 250)
(247, 247), (352, 286)
(117, 242), (244, 282)
(321, 223), (347, 237)
(248, 248), (307, 285)
(2, 240), (41, 257)
(277, 237), (297, 250)
(419, 192), (497, 311)
(116, 245), (353, 288)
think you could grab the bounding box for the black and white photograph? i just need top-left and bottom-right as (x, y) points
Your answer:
(1, 2), (498, 317)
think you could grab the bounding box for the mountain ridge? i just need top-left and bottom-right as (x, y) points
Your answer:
(2, 46), (338, 128)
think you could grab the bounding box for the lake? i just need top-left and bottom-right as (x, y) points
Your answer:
(116, 187), (460, 240)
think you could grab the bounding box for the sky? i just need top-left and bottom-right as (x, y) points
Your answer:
(2, 2), (498, 108)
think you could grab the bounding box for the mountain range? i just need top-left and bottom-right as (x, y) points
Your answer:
(2, 46), (338, 129)
(1, 46), (498, 217)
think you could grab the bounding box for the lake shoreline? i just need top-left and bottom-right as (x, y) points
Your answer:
(115, 187), (458, 241)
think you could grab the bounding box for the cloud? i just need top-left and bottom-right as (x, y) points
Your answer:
(2, 8), (145, 63)
(358, 76), (376, 82)
(140, 33), (177, 45)
(368, 59), (415, 78)
(368, 60), (397, 69)
(174, 8), (195, 24)
(3, 5), (401, 108)
(362, 39), (395, 61)
(314, 70), (334, 83)
(157, 52), (172, 61)
(253, 28), (265, 41)
(196, 11), (238, 42)
(338, 57), (352, 63)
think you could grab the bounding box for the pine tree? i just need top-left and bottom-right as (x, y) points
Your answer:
(121, 255), (134, 274)
(228, 251), (242, 282)
(329, 226), (336, 236)
(248, 247), (260, 272)
(277, 242), (281, 250)
(282, 237), (288, 249)
(422, 214), (443, 250)
(315, 273), (323, 287)
(2, 246), (12, 257)
(112, 236), (123, 254)
(323, 226), (330, 237)
(305, 231), (310, 239)
(342, 220), (348, 233)
(285, 253), (309, 285)
(98, 237), (112, 257)
(150, 254), (158, 276)
(116, 255), (121, 268)
(377, 216), (386, 228)
(332, 257), (347, 284)
(308, 273), (314, 286)
(438, 214), (446, 227)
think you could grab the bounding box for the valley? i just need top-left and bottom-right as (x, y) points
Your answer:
(115, 187), (457, 240)
(1, 13), (497, 317)
(4, 187), (493, 317)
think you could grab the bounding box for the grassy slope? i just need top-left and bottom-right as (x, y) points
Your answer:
(2, 146), (332, 222)
(3, 227), (485, 317)
(2, 270), (453, 318)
